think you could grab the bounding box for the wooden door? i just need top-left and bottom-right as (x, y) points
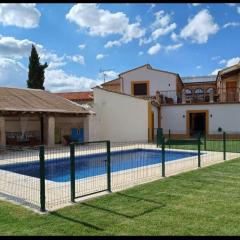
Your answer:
(226, 81), (237, 102)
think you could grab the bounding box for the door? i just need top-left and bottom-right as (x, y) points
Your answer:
(187, 110), (209, 138)
(226, 81), (237, 102)
(189, 113), (206, 137)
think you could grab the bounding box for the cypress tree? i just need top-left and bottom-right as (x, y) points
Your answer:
(27, 44), (48, 90)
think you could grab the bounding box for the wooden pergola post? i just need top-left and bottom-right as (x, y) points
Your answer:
(46, 115), (55, 147)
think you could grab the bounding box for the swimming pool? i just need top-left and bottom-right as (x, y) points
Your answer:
(0, 149), (199, 182)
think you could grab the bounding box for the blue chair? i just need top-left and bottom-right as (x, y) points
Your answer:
(78, 128), (84, 143)
(70, 128), (84, 143)
(71, 128), (79, 142)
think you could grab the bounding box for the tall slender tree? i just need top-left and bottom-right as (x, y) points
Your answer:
(27, 44), (48, 90)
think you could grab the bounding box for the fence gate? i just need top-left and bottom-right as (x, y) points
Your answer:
(70, 141), (111, 201)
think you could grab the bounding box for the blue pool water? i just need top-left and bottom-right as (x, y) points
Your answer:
(0, 149), (198, 182)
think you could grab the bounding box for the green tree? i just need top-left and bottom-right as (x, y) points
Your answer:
(27, 44), (48, 90)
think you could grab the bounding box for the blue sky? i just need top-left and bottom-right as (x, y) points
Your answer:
(0, 3), (239, 92)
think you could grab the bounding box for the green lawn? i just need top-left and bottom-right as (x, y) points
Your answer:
(1, 158), (240, 236)
(166, 139), (240, 152)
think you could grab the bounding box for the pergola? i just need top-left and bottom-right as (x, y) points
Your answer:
(0, 87), (90, 147)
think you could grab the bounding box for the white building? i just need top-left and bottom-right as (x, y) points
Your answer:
(93, 63), (240, 141)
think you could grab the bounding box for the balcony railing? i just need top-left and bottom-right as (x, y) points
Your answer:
(151, 88), (240, 105)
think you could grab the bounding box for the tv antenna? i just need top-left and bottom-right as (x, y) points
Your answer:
(99, 68), (114, 83)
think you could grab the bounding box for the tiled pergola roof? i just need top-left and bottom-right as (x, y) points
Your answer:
(0, 87), (90, 114)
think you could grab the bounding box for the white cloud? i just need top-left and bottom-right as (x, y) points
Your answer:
(152, 23), (177, 40)
(67, 55), (85, 65)
(104, 40), (121, 48)
(0, 35), (68, 70)
(48, 61), (66, 69)
(211, 68), (221, 75)
(78, 44), (86, 49)
(147, 4), (156, 13)
(45, 69), (102, 92)
(219, 59), (226, 65)
(104, 22), (145, 48)
(148, 10), (177, 42)
(196, 65), (202, 69)
(0, 35), (43, 59)
(223, 22), (240, 28)
(139, 37), (152, 46)
(170, 32), (179, 41)
(180, 9), (219, 44)
(138, 51), (143, 56)
(39, 52), (67, 69)
(66, 4), (128, 36)
(165, 43), (183, 52)
(138, 10), (176, 46)
(226, 57), (240, 67)
(148, 43), (161, 55)
(0, 4), (40, 28)
(0, 57), (27, 87)
(151, 10), (171, 30)
(238, 7), (240, 14)
(192, 3), (201, 7)
(66, 4), (145, 48)
(96, 53), (108, 60)
(211, 57), (240, 75)
(120, 22), (145, 44)
(98, 70), (119, 81)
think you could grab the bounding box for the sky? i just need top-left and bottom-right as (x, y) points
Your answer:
(0, 3), (239, 92)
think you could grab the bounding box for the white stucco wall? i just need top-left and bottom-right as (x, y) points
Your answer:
(93, 88), (149, 142)
(83, 114), (97, 142)
(121, 66), (177, 96)
(161, 103), (240, 134)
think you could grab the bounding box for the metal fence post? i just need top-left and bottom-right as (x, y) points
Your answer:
(162, 136), (165, 177)
(70, 143), (75, 202)
(39, 145), (46, 212)
(223, 132), (226, 160)
(168, 129), (171, 149)
(198, 134), (201, 168)
(106, 140), (111, 192)
(204, 133), (207, 151)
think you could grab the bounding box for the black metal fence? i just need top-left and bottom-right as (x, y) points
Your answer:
(0, 130), (240, 212)
(0, 145), (40, 210)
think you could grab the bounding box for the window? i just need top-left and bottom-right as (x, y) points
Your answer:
(207, 88), (214, 94)
(131, 81), (149, 96)
(185, 88), (192, 95)
(195, 88), (204, 94)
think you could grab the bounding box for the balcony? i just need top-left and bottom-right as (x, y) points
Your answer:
(154, 88), (240, 105)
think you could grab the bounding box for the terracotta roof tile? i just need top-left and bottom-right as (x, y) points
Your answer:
(55, 91), (93, 101)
